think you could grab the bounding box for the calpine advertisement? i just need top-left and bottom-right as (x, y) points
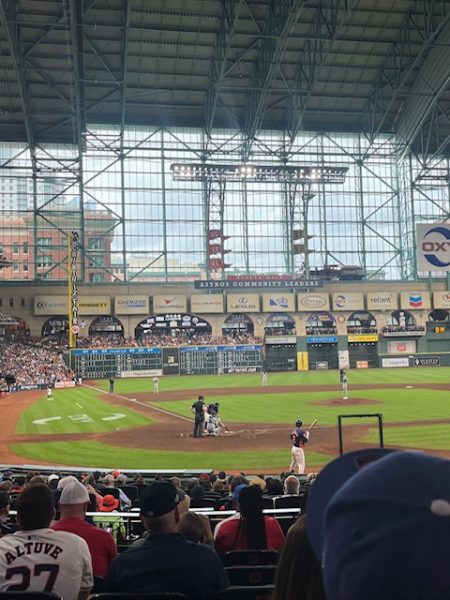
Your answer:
(297, 292), (330, 311)
(416, 223), (450, 272)
(226, 293), (260, 312)
(262, 293), (295, 312)
(191, 294), (224, 313)
(114, 295), (149, 315)
(153, 294), (187, 313)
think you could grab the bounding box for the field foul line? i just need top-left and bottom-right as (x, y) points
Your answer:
(82, 384), (192, 423)
(74, 402), (83, 409)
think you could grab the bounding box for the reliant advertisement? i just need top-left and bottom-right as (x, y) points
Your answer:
(366, 291), (398, 311)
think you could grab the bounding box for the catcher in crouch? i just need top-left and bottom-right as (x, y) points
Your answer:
(206, 403), (226, 436)
(289, 418), (310, 474)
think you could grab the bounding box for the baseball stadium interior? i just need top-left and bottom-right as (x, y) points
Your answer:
(0, 0), (449, 598)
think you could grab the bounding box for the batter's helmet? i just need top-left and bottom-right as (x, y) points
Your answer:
(296, 419), (303, 427)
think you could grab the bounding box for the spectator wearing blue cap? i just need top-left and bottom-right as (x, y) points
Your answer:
(215, 484), (285, 556)
(103, 481), (228, 598)
(307, 450), (450, 600)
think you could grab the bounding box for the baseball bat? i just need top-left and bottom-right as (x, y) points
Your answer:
(309, 419), (318, 429)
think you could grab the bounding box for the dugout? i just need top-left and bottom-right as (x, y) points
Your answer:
(347, 311), (378, 368)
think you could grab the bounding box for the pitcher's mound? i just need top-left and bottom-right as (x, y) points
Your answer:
(312, 397), (382, 406)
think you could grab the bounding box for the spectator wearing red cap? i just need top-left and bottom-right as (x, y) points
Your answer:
(103, 481), (228, 598)
(94, 494), (126, 545)
(53, 480), (117, 577)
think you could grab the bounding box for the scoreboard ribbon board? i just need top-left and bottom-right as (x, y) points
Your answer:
(71, 345), (263, 378)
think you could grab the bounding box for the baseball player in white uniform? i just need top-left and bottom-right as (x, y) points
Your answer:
(152, 376), (159, 394)
(261, 369), (268, 386)
(47, 386), (53, 400)
(342, 373), (348, 399)
(0, 485), (93, 599)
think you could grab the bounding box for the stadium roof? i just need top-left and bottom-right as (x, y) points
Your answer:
(0, 0), (449, 154)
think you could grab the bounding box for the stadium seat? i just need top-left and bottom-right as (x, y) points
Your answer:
(273, 494), (306, 510)
(121, 485), (139, 502)
(0, 594), (61, 600)
(222, 550), (280, 567)
(213, 586), (275, 599)
(89, 594), (189, 599)
(225, 566), (277, 586)
(189, 498), (217, 508)
(98, 488), (120, 500)
(260, 497), (274, 509)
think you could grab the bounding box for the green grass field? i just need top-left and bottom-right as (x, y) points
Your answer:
(9, 367), (450, 472)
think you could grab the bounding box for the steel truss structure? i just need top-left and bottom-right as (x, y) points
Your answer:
(0, 1), (448, 284)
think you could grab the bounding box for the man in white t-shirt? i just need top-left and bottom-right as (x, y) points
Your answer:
(0, 485), (93, 600)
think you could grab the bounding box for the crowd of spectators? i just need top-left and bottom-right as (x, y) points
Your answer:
(0, 338), (72, 388)
(306, 326), (337, 335)
(381, 323), (425, 333)
(136, 331), (262, 347)
(0, 450), (448, 598)
(77, 335), (138, 348)
(346, 326), (377, 334)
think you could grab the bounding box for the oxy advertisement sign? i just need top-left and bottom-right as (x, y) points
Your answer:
(114, 295), (149, 315)
(297, 292), (330, 311)
(262, 293), (295, 312)
(153, 295), (187, 313)
(433, 291), (450, 309)
(226, 293), (260, 312)
(191, 294), (224, 313)
(416, 223), (450, 271)
(332, 292), (364, 311)
(399, 291), (430, 310)
(366, 292), (398, 311)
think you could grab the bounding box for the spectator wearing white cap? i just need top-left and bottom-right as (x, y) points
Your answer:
(53, 480), (117, 578)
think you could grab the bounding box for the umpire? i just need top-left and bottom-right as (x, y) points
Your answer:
(191, 396), (206, 438)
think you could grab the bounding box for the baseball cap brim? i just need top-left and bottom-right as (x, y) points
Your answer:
(306, 447), (395, 560)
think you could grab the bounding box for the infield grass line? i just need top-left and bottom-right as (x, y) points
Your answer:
(82, 383), (192, 423)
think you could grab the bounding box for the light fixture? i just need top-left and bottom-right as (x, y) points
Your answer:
(170, 163), (348, 183)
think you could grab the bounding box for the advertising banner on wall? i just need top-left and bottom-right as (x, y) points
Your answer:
(332, 292), (364, 311)
(262, 293), (295, 312)
(153, 295), (187, 313)
(114, 296), (149, 315)
(297, 352), (308, 371)
(348, 334), (379, 343)
(433, 291), (450, 309)
(387, 340), (417, 354)
(366, 291), (398, 311)
(162, 348), (180, 375)
(399, 291), (431, 310)
(338, 350), (350, 369)
(416, 223), (450, 272)
(297, 292), (330, 312)
(34, 296), (68, 315)
(78, 296), (111, 315)
(382, 357), (409, 368)
(191, 294), (224, 313)
(226, 293), (260, 312)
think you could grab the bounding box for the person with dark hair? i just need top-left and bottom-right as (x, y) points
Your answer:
(290, 418), (310, 474)
(214, 484), (285, 555)
(103, 481), (228, 598)
(191, 395), (206, 438)
(0, 485), (93, 599)
(272, 515), (325, 600)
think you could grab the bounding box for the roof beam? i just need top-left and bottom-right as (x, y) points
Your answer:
(287, 0), (358, 147)
(119, 0), (130, 147)
(396, 19), (450, 158)
(362, 7), (450, 150)
(0, 0), (35, 154)
(205, 0), (245, 139)
(68, 0), (86, 146)
(242, 0), (303, 159)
